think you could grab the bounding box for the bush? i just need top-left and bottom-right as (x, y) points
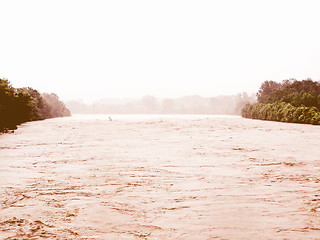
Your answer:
(241, 102), (320, 125)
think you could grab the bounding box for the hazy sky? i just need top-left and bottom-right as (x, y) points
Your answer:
(1, 0), (320, 102)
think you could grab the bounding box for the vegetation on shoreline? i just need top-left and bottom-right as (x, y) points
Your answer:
(241, 79), (320, 125)
(0, 78), (71, 132)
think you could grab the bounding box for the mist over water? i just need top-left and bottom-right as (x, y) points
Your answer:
(66, 94), (256, 115)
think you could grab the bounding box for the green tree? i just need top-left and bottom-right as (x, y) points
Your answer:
(0, 78), (71, 133)
(242, 79), (320, 125)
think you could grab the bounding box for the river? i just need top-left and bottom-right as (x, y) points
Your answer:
(0, 115), (319, 239)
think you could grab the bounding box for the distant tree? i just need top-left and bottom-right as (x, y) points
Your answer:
(66, 100), (90, 114)
(142, 95), (158, 113)
(66, 94), (257, 115)
(161, 98), (176, 114)
(234, 92), (256, 115)
(256, 80), (281, 103)
(42, 93), (71, 118)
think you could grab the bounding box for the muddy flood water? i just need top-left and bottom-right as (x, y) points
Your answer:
(0, 115), (319, 239)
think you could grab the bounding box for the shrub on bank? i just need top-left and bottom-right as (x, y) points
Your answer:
(242, 102), (320, 125)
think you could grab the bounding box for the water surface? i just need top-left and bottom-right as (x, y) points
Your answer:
(0, 115), (319, 239)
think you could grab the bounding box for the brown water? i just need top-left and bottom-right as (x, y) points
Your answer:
(0, 115), (320, 239)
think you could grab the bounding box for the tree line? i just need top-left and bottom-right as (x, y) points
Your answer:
(67, 93), (256, 115)
(0, 78), (71, 132)
(241, 78), (320, 125)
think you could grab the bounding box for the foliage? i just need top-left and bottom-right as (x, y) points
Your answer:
(0, 78), (71, 132)
(242, 79), (320, 125)
(42, 93), (71, 118)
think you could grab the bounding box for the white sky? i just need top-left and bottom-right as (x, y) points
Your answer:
(1, 0), (320, 102)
